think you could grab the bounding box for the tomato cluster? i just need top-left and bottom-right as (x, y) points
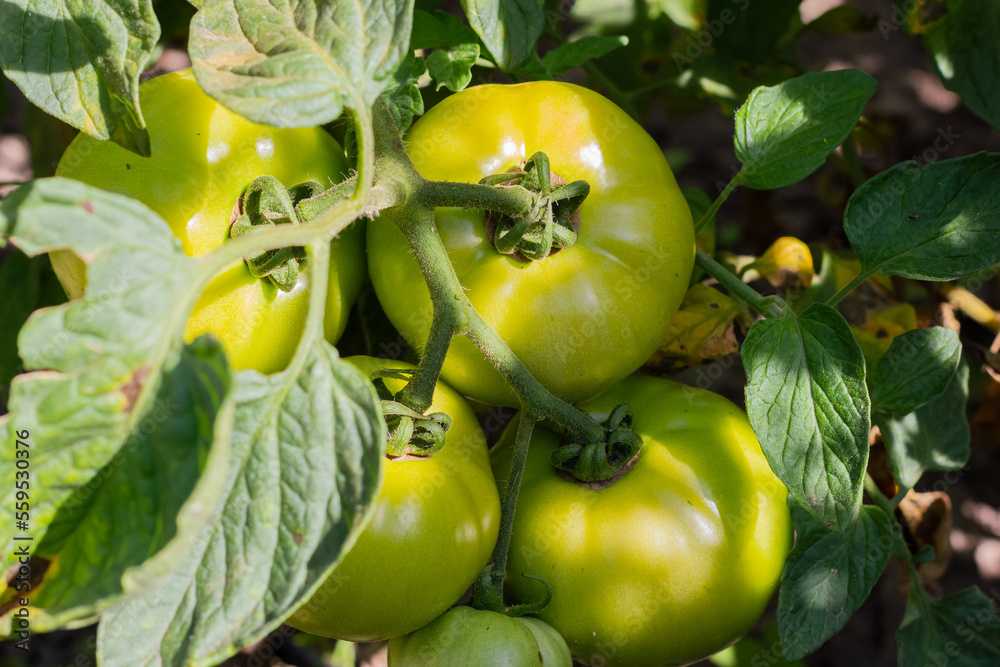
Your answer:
(55, 73), (789, 666)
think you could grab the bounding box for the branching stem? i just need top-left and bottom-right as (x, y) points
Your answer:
(695, 249), (786, 319)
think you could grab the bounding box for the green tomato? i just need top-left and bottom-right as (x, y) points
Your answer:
(52, 68), (364, 374)
(287, 356), (501, 641)
(367, 82), (694, 406)
(387, 606), (572, 667)
(491, 376), (792, 667)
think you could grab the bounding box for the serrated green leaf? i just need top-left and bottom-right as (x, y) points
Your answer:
(844, 152), (1000, 282)
(708, 0), (802, 63)
(96, 343), (384, 667)
(741, 303), (870, 531)
(879, 360), (970, 488)
(925, 0), (1000, 132)
(870, 327), (962, 417)
(412, 8), (479, 49)
(0, 0), (158, 156)
(530, 35), (628, 79)
(189, 0), (414, 127)
(735, 69), (877, 190)
(17, 337), (234, 632)
(897, 587), (1000, 667)
(382, 54), (426, 133)
(0, 178), (201, 574)
(462, 0), (543, 70)
(778, 503), (896, 660)
(428, 43), (479, 92)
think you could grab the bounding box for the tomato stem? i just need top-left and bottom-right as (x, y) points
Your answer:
(394, 207), (463, 413)
(695, 249), (786, 319)
(369, 97), (605, 444)
(826, 270), (870, 308)
(487, 412), (540, 598)
(418, 180), (535, 218)
(696, 176), (739, 233)
(391, 200), (604, 443)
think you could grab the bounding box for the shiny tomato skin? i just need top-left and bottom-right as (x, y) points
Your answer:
(367, 82), (695, 406)
(53, 68), (364, 374)
(287, 356), (501, 641)
(491, 376), (792, 667)
(387, 606), (572, 667)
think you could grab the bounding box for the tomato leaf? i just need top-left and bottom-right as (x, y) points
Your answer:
(747, 236), (815, 289)
(924, 0), (1000, 132)
(188, 0), (414, 127)
(96, 344), (385, 667)
(0, 0), (158, 156)
(382, 54), (427, 133)
(735, 69), (877, 190)
(411, 8), (479, 50)
(461, 0), (543, 71)
(428, 43), (480, 92)
(843, 152), (1000, 282)
(777, 503), (896, 661)
(878, 360), (970, 489)
(870, 327), (962, 417)
(0, 178), (203, 574)
(518, 35), (629, 79)
(9, 337), (235, 632)
(741, 303), (870, 531)
(647, 284), (749, 372)
(897, 586), (1000, 667)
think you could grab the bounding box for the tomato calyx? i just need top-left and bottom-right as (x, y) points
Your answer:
(370, 368), (453, 458)
(229, 175), (325, 291)
(550, 403), (643, 484)
(481, 152), (588, 262)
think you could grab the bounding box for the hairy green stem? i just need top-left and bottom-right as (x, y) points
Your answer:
(418, 180), (535, 218)
(489, 412), (539, 595)
(394, 208), (463, 413)
(695, 249), (786, 318)
(863, 474), (896, 517)
(696, 176), (739, 233)
(826, 270), (870, 308)
(393, 203), (603, 445)
(302, 240), (332, 355)
(865, 474), (931, 609)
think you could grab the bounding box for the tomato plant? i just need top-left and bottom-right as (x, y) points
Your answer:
(286, 356), (500, 641)
(491, 376), (792, 667)
(52, 69), (366, 374)
(368, 81), (694, 407)
(387, 606), (572, 667)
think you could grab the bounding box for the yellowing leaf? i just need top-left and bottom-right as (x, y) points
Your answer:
(748, 236), (815, 288)
(647, 284), (751, 371)
(851, 302), (919, 367)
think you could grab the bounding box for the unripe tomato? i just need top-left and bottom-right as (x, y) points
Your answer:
(387, 606), (572, 667)
(491, 376), (792, 667)
(52, 68), (364, 374)
(367, 82), (695, 406)
(287, 356), (501, 641)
